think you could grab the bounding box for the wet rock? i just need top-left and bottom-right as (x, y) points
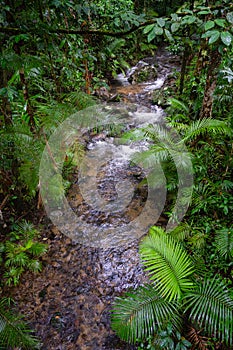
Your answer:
(128, 61), (158, 84)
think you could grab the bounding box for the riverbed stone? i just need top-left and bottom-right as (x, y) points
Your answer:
(128, 62), (158, 84)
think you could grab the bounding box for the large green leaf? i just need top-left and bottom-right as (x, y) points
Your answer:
(204, 20), (215, 31)
(143, 24), (155, 34)
(171, 22), (180, 33)
(214, 19), (226, 28)
(111, 284), (181, 344)
(157, 18), (165, 28)
(209, 30), (220, 44)
(140, 227), (195, 301)
(184, 277), (233, 347)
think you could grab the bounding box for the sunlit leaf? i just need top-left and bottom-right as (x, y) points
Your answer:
(143, 24), (155, 34)
(221, 31), (232, 46)
(164, 29), (173, 41)
(204, 20), (215, 31)
(157, 18), (165, 28)
(140, 227), (194, 301)
(227, 12), (233, 24)
(171, 22), (180, 33)
(214, 19), (226, 27)
(208, 30), (220, 44)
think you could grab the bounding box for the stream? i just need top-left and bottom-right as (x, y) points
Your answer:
(12, 46), (181, 350)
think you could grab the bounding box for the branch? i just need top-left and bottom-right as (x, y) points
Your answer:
(0, 21), (156, 37)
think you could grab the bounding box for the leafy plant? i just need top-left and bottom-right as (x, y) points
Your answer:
(184, 277), (233, 347)
(214, 227), (233, 258)
(111, 284), (181, 344)
(111, 227), (233, 348)
(140, 226), (194, 301)
(0, 220), (47, 286)
(0, 298), (41, 349)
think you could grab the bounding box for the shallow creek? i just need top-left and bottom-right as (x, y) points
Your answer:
(12, 46), (180, 350)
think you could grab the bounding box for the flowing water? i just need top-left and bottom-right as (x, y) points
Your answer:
(12, 46), (181, 350)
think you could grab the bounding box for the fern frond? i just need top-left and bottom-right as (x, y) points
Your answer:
(186, 325), (208, 350)
(168, 98), (189, 113)
(11, 220), (38, 241)
(111, 284), (181, 344)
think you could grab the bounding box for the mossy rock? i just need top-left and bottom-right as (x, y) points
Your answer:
(128, 63), (158, 84)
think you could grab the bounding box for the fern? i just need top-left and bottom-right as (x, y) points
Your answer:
(168, 98), (189, 113)
(167, 222), (191, 242)
(186, 325), (208, 350)
(1, 221), (47, 286)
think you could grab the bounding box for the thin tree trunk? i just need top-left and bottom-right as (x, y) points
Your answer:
(199, 48), (221, 119)
(19, 67), (34, 124)
(0, 55), (12, 126)
(14, 42), (35, 129)
(179, 44), (192, 95)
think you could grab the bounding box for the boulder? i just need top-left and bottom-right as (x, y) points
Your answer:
(127, 60), (158, 84)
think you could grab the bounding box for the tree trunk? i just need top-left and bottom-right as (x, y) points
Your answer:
(179, 43), (192, 95)
(199, 48), (221, 119)
(13, 42), (35, 129)
(0, 70), (12, 126)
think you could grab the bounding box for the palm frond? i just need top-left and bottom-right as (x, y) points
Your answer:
(167, 223), (191, 242)
(144, 124), (174, 145)
(111, 284), (181, 344)
(184, 276), (233, 347)
(140, 227), (195, 301)
(182, 118), (232, 143)
(214, 227), (233, 258)
(168, 98), (189, 113)
(0, 299), (41, 349)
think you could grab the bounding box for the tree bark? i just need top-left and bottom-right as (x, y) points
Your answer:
(199, 48), (222, 119)
(0, 70), (13, 126)
(179, 43), (192, 95)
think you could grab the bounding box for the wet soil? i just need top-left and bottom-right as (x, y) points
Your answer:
(11, 218), (147, 350)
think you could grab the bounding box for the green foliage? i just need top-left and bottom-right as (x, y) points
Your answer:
(0, 220), (47, 286)
(112, 228), (233, 348)
(0, 298), (41, 349)
(111, 284), (181, 344)
(214, 227), (233, 258)
(184, 277), (233, 347)
(140, 226), (194, 301)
